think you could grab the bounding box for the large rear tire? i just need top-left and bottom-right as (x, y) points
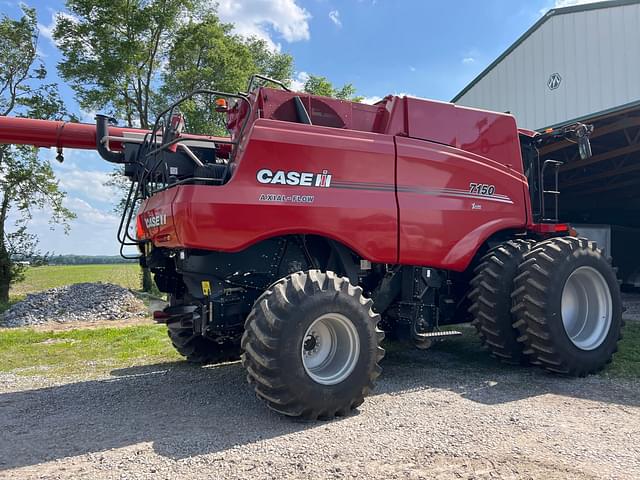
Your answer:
(168, 326), (240, 365)
(241, 270), (385, 420)
(511, 237), (623, 375)
(468, 239), (534, 364)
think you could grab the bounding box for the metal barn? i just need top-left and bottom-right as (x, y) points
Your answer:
(453, 0), (640, 285)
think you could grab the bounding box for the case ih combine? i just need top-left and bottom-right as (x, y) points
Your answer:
(0, 76), (623, 419)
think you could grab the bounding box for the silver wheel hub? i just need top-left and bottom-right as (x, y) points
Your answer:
(301, 313), (360, 385)
(561, 266), (612, 351)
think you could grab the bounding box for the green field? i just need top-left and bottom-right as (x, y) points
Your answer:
(0, 325), (180, 377)
(0, 321), (637, 379)
(10, 264), (140, 299)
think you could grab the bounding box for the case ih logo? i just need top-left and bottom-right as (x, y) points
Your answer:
(144, 213), (167, 229)
(256, 169), (332, 188)
(547, 73), (562, 90)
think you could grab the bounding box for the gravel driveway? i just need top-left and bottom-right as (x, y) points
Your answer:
(1, 330), (638, 480)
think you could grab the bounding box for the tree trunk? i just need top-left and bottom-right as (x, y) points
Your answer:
(141, 266), (153, 293)
(0, 191), (11, 304)
(0, 244), (11, 304)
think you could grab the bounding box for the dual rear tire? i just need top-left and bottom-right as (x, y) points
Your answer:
(511, 237), (623, 375)
(469, 239), (534, 364)
(470, 236), (623, 375)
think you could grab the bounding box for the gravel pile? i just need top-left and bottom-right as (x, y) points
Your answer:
(0, 282), (147, 327)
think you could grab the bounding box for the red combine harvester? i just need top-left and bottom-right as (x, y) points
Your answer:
(0, 76), (623, 419)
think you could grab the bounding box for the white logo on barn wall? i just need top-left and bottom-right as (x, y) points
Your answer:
(548, 73), (562, 90)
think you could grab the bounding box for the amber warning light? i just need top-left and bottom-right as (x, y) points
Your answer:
(215, 98), (228, 112)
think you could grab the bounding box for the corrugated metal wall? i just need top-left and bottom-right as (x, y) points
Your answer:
(455, 3), (640, 130)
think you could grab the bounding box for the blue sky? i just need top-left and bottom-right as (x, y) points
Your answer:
(1, 0), (592, 255)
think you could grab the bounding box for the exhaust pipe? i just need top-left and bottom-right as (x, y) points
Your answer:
(95, 114), (126, 163)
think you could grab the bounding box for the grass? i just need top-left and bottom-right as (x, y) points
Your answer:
(0, 320), (637, 380)
(604, 320), (640, 377)
(0, 261), (637, 379)
(0, 324), (181, 377)
(10, 264), (140, 299)
(385, 321), (640, 379)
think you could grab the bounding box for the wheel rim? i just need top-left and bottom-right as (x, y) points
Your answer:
(561, 266), (612, 351)
(301, 313), (360, 385)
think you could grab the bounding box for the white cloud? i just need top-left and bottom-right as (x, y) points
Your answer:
(361, 95), (383, 105)
(540, 0), (600, 15)
(37, 21), (55, 42)
(4, 149), (130, 255)
(42, 149), (120, 205)
(329, 10), (342, 27)
(63, 197), (120, 226)
(6, 193), (122, 256)
(462, 57), (475, 64)
(217, 0), (311, 51)
(554, 0), (600, 7)
(290, 71), (310, 91)
(360, 92), (417, 105)
(79, 108), (97, 123)
(58, 169), (119, 204)
(38, 11), (79, 44)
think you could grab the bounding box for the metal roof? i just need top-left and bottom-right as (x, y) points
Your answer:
(451, 0), (640, 103)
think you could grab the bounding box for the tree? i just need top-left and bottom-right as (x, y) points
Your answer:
(0, 7), (75, 303)
(302, 74), (363, 101)
(54, 0), (197, 291)
(160, 14), (293, 135)
(54, 0), (196, 129)
(54, 3), (292, 290)
(104, 167), (157, 292)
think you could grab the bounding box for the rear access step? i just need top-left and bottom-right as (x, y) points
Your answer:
(153, 304), (198, 328)
(414, 330), (462, 339)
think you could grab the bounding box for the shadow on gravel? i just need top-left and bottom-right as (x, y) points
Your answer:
(1, 333), (638, 471)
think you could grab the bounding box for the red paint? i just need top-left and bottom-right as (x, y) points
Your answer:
(395, 136), (528, 269)
(0, 87), (565, 272)
(141, 119), (399, 264)
(0, 116), (226, 151)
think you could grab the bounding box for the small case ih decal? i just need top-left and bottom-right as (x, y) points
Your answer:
(144, 213), (167, 229)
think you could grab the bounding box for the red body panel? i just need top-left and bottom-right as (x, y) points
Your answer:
(0, 88), (544, 272)
(141, 119), (399, 263)
(395, 137), (527, 268)
(140, 95), (531, 272)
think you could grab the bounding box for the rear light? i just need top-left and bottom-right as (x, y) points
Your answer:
(531, 223), (570, 234)
(136, 214), (145, 240)
(153, 310), (169, 323)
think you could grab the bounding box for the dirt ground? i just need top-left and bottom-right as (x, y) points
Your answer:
(1, 293), (639, 479)
(1, 331), (639, 480)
